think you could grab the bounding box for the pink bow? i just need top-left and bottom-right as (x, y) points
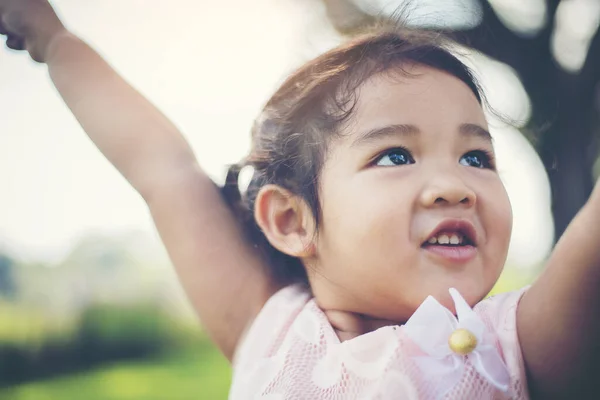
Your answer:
(403, 288), (510, 398)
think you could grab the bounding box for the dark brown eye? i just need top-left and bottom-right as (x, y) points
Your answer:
(376, 147), (415, 167)
(459, 150), (493, 169)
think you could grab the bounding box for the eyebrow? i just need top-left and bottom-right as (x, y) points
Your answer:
(459, 123), (493, 142)
(350, 122), (492, 147)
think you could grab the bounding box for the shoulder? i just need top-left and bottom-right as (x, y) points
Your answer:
(474, 286), (530, 329)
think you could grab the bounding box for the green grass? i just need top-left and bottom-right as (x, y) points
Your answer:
(0, 345), (231, 400)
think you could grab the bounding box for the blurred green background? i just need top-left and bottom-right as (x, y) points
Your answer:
(0, 234), (232, 399)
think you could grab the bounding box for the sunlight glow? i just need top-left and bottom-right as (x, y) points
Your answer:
(552, 0), (600, 73)
(488, 0), (547, 36)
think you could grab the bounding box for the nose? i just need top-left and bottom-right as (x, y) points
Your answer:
(419, 174), (476, 208)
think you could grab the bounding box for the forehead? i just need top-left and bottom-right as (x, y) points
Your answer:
(339, 64), (488, 144)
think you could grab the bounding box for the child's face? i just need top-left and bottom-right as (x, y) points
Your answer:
(306, 64), (512, 322)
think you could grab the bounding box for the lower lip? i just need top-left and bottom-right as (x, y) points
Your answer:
(422, 245), (477, 263)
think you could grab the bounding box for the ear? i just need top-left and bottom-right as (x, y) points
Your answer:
(254, 184), (316, 258)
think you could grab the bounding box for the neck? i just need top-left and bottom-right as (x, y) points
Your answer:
(323, 309), (403, 342)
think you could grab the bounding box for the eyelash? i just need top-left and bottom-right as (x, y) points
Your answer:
(461, 149), (496, 170)
(372, 146), (414, 166)
(372, 147), (496, 170)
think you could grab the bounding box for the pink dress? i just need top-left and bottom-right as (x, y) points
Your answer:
(230, 285), (529, 399)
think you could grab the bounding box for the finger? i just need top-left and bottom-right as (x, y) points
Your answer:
(5, 34), (24, 50)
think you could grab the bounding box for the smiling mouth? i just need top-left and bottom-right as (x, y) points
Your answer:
(421, 227), (478, 263)
(421, 232), (475, 247)
(422, 219), (478, 248)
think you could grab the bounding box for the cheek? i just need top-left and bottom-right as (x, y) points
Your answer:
(320, 175), (413, 256)
(497, 188), (513, 239)
(484, 184), (513, 255)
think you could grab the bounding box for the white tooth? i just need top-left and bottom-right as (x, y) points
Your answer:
(438, 234), (450, 245)
(428, 237), (438, 244)
(450, 234), (459, 245)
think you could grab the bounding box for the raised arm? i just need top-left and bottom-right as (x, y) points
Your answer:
(517, 180), (600, 398)
(0, 0), (277, 360)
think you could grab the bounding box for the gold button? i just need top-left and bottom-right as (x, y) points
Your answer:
(448, 328), (478, 355)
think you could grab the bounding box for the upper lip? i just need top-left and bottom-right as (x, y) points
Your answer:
(423, 219), (478, 246)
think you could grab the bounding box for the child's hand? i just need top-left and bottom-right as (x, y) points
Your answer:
(0, 0), (66, 62)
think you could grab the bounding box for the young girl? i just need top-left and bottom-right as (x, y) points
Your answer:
(2, 1), (600, 398)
